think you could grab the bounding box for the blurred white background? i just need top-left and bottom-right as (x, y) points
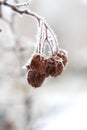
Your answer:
(0, 0), (87, 130)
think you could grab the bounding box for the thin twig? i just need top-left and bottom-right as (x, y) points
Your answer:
(2, 1), (40, 23)
(45, 27), (53, 55)
(1, 1), (59, 54)
(45, 22), (59, 51)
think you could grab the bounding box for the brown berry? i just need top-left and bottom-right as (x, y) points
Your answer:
(46, 56), (63, 77)
(27, 70), (45, 87)
(53, 49), (67, 66)
(55, 58), (64, 76)
(56, 49), (67, 66)
(30, 54), (47, 74)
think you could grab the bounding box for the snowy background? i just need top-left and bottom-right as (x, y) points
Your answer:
(0, 0), (87, 130)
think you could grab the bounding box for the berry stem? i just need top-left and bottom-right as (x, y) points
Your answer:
(1, 1), (59, 55)
(45, 26), (54, 55)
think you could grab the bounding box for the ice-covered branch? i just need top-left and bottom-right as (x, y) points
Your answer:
(0, 0), (59, 54)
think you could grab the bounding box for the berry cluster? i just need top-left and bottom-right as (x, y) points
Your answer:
(27, 49), (67, 87)
(0, 0), (68, 88)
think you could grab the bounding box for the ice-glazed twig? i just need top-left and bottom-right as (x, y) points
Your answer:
(1, 1), (59, 54)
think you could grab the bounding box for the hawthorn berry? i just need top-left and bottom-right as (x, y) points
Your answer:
(30, 54), (47, 74)
(46, 56), (63, 77)
(27, 70), (46, 87)
(56, 49), (67, 66)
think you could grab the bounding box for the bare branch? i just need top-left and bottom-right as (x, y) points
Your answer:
(1, 1), (59, 54)
(2, 1), (40, 22)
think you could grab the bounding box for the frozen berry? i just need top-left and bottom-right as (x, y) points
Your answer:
(27, 70), (45, 87)
(55, 58), (64, 76)
(57, 49), (67, 66)
(30, 54), (47, 74)
(46, 56), (63, 77)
